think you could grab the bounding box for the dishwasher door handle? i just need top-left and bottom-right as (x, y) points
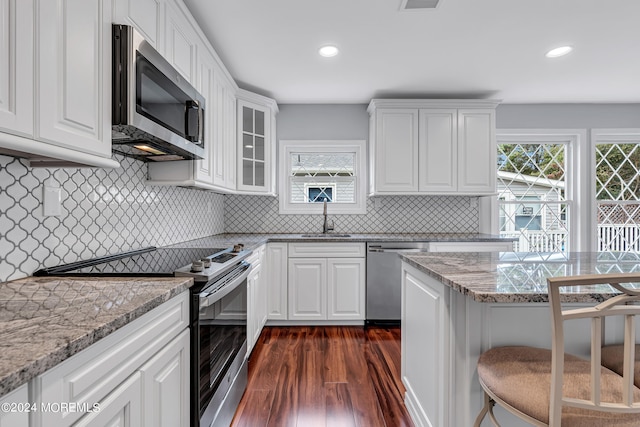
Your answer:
(368, 247), (426, 253)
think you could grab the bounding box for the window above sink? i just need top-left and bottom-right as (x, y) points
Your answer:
(278, 140), (367, 214)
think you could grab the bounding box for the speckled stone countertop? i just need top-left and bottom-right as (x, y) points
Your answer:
(0, 276), (192, 398)
(400, 251), (640, 303)
(165, 232), (514, 250)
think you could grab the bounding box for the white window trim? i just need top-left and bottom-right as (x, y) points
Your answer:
(590, 129), (640, 252)
(278, 140), (367, 214)
(494, 129), (586, 251)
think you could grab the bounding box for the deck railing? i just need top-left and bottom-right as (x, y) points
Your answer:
(500, 225), (640, 252)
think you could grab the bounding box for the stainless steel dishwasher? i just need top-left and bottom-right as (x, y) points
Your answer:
(366, 242), (429, 325)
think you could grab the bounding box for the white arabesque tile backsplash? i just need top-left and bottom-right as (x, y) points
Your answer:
(225, 194), (479, 234)
(1, 153), (479, 282)
(0, 154), (225, 282)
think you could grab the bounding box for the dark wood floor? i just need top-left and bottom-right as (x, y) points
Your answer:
(231, 326), (414, 427)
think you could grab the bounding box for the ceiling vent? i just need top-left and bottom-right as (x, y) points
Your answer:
(399, 0), (441, 10)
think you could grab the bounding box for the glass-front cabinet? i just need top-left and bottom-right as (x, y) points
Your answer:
(236, 90), (278, 194)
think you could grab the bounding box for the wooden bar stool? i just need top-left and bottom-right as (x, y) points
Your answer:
(474, 272), (640, 426)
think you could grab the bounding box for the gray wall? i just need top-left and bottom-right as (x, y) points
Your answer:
(276, 104), (369, 140)
(496, 104), (640, 129)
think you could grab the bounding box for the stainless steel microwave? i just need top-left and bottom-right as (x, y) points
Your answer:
(112, 25), (205, 162)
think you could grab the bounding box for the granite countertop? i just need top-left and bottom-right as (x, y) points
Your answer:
(0, 276), (192, 398)
(400, 251), (640, 303)
(165, 232), (514, 250)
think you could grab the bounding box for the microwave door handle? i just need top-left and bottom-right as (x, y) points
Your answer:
(185, 100), (200, 142)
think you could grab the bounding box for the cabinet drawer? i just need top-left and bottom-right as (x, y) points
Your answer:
(288, 242), (365, 258)
(35, 293), (189, 427)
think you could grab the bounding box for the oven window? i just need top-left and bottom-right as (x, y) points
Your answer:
(136, 52), (189, 138)
(198, 283), (247, 417)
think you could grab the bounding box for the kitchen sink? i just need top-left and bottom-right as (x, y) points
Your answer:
(300, 234), (351, 238)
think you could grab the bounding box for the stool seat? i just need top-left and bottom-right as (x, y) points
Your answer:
(478, 346), (640, 426)
(601, 344), (640, 387)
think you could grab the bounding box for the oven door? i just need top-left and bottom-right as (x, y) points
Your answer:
(194, 262), (250, 427)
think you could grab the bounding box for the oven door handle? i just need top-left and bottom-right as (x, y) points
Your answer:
(199, 262), (251, 308)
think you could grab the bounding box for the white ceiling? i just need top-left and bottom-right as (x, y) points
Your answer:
(183, 0), (640, 104)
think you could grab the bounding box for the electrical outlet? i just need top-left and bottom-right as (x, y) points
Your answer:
(43, 185), (62, 216)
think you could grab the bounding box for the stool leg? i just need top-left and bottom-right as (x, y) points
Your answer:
(474, 392), (501, 427)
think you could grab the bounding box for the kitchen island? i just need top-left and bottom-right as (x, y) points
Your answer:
(399, 251), (640, 427)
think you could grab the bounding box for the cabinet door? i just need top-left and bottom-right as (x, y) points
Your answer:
(327, 258), (365, 320)
(164, 0), (197, 84)
(0, 0), (33, 137)
(0, 384), (28, 427)
(418, 109), (457, 193)
(373, 109), (419, 193)
(237, 100), (270, 193)
(72, 372), (143, 427)
(139, 329), (190, 427)
(212, 74), (237, 190)
(288, 258), (326, 320)
(194, 49), (216, 185)
(457, 109), (496, 194)
(248, 263), (265, 352)
(266, 243), (288, 320)
(113, 0), (162, 50)
(37, 0), (112, 158)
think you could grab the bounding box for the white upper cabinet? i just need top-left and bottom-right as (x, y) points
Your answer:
(457, 109), (496, 193)
(371, 108), (419, 193)
(236, 90), (278, 195)
(368, 99), (500, 196)
(0, 0), (33, 137)
(164, 0), (198, 84)
(0, 0), (118, 168)
(37, 0), (112, 159)
(113, 0), (163, 51)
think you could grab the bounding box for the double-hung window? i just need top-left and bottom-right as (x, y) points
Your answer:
(496, 131), (578, 253)
(278, 140), (367, 214)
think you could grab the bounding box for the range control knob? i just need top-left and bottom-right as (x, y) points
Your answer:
(191, 260), (204, 272)
(201, 258), (211, 268)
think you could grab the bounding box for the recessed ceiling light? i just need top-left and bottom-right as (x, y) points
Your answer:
(545, 46), (573, 58)
(318, 45), (339, 58)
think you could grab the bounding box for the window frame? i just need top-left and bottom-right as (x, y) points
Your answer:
(278, 140), (367, 214)
(494, 129), (585, 252)
(590, 129), (640, 252)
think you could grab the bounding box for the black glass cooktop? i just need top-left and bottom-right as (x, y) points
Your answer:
(33, 247), (228, 277)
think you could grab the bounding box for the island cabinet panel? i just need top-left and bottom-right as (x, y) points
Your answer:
(401, 263), (451, 427)
(0, 383), (29, 427)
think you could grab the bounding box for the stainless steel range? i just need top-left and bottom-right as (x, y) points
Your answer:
(34, 245), (252, 427)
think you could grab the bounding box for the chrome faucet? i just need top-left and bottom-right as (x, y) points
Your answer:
(323, 200), (334, 234)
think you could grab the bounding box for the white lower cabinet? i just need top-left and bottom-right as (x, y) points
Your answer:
(327, 258), (365, 320)
(139, 329), (190, 427)
(247, 245), (267, 354)
(288, 258), (326, 320)
(265, 243), (288, 320)
(32, 293), (190, 427)
(287, 243), (365, 322)
(72, 373), (143, 427)
(0, 383), (29, 427)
